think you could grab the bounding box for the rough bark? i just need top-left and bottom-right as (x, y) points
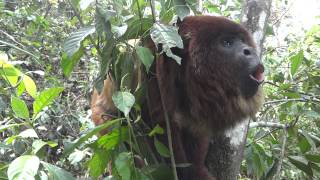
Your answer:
(206, 1), (271, 179)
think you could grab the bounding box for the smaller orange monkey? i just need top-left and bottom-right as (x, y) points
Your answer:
(90, 75), (117, 175)
(91, 75), (117, 128)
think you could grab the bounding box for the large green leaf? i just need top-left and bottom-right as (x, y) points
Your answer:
(62, 119), (122, 157)
(95, 4), (114, 37)
(288, 155), (313, 176)
(32, 140), (48, 154)
(154, 138), (170, 158)
(63, 26), (95, 58)
(290, 50), (304, 76)
(150, 23), (183, 64)
(112, 91), (135, 116)
(148, 124), (164, 137)
(305, 153), (320, 163)
(124, 18), (153, 39)
(88, 148), (110, 178)
(41, 161), (75, 180)
(61, 50), (84, 77)
(115, 152), (133, 180)
(32, 87), (64, 118)
(136, 46), (154, 72)
(62, 26), (95, 77)
(23, 75), (37, 98)
(11, 96), (29, 119)
(7, 155), (40, 180)
(98, 127), (129, 150)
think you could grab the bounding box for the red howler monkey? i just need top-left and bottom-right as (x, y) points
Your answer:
(91, 16), (264, 180)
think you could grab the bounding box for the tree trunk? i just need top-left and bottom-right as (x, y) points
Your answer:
(206, 1), (271, 179)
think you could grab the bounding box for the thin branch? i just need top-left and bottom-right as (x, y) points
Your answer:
(273, 129), (287, 179)
(264, 98), (320, 106)
(0, 30), (24, 47)
(149, 0), (156, 23)
(249, 121), (287, 129)
(135, 0), (143, 33)
(155, 56), (178, 180)
(264, 81), (320, 99)
(0, 40), (39, 63)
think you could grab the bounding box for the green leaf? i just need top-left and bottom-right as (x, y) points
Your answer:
(7, 155), (40, 180)
(124, 18), (153, 39)
(150, 23), (183, 64)
(112, 91), (135, 116)
(298, 133), (311, 153)
(300, 130), (317, 150)
(62, 26), (95, 77)
(88, 148), (110, 178)
(68, 149), (86, 165)
(23, 75), (37, 98)
(63, 26), (95, 58)
(19, 129), (38, 138)
(0, 123), (25, 133)
(32, 87), (64, 118)
(115, 52), (134, 89)
(290, 50), (304, 76)
(142, 164), (173, 180)
(115, 152), (133, 180)
(136, 46), (154, 72)
(154, 138), (170, 158)
(61, 49), (84, 77)
(62, 119), (121, 157)
(305, 154), (320, 163)
(0, 66), (20, 76)
(174, 0), (191, 20)
(41, 161), (76, 180)
(16, 81), (25, 96)
(32, 140), (48, 154)
(288, 155), (313, 176)
(11, 96), (29, 119)
(148, 124), (164, 137)
(98, 127), (129, 150)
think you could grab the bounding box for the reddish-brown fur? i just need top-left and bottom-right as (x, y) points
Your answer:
(91, 75), (116, 128)
(91, 16), (264, 180)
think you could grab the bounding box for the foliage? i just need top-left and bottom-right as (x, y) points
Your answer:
(242, 10), (320, 180)
(1, 0), (320, 180)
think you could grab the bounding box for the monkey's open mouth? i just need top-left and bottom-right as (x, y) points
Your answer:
(249, 64), (264, 84)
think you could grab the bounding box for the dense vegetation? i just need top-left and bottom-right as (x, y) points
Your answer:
(1, 0), (320, 179)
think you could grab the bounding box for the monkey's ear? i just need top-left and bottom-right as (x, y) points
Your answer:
(176, 16), (183, 26)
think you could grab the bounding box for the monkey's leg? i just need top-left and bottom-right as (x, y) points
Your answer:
(190, 136), (216, 180)
(170, 123), (190, 180)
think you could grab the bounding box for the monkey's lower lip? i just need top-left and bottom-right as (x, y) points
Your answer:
(249, 74), (264, 84)
(249, 64), (264, 84)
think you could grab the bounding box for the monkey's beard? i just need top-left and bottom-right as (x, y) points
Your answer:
(184, 68), (264, 135)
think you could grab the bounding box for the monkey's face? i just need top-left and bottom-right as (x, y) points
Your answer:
(216, 34), (264, 98)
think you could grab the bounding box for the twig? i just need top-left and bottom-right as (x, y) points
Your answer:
(264, 98), (320, 106)
(149, 0), (156, 23)
(249, 121), (287, 129)
(155, 57), (178, 180)
(0, 30), (24, 47)
(273, 129), (287, 179)
(135, 0), (143, 33)
(264, 81), (320, 99)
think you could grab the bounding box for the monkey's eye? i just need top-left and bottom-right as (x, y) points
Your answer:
(222, 38), (234, 47)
